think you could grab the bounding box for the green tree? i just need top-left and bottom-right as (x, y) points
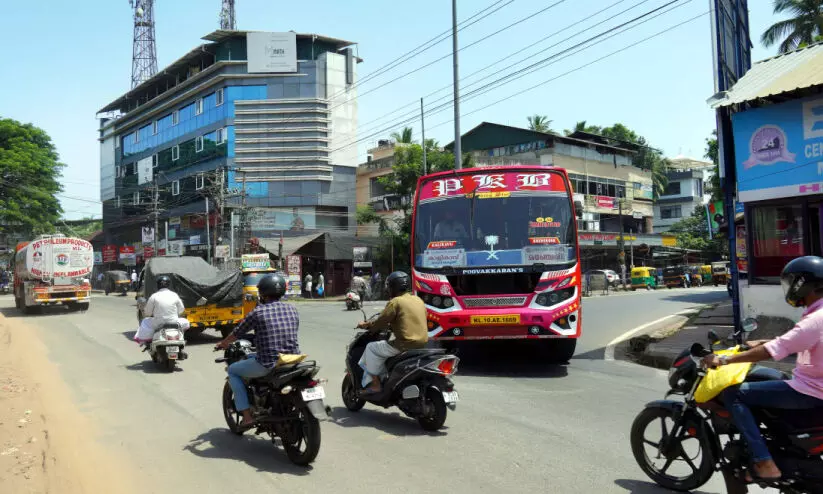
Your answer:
(668, 207), (727, 254)
(391, 126), (414, 144)
(761, 0), (823, 53)
(527, 115), (553, 133)
(56, 218), (102, 240)
(0, 118), (64, 236)
(705, 130), (722, 203)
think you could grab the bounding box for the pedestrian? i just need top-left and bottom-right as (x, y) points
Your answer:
(97, 271), (104, 290)
(317, 272), (325, 298)
(303, 273), (313, 298)
(130, 270), (138, 291)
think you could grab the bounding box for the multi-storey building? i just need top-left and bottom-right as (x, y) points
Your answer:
(97, 30), (360, 260)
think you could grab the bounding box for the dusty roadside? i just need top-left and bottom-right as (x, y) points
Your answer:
(0, 311), (135, 494)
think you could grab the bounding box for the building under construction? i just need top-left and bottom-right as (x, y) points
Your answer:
(97, 30), (361, 270)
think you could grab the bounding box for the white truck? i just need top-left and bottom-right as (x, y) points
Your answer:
(14, 234), (93, 313)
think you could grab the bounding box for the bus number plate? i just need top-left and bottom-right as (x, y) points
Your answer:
(470, 315), (520, 325)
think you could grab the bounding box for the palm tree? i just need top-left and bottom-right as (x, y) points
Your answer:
(391, 127), (413, 144)
(526, 115), (553, 133)
(761, 0), (823, 54)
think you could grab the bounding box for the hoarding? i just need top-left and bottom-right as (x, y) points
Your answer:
(93, 251), (103, 265)
(247, 32), (297, 73)
(137, 156), (153, 185)
(102, 245), (118, 263)
(120, 246), (136, 266)
(249, 208), (316, 232)
(732, 95), (823, 202)
(142, 226), (154, 244)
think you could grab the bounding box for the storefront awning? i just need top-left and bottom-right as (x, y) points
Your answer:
(709, 42), (823, 108)
(258, 233), (325, 258)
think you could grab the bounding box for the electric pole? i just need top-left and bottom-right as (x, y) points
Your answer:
(421, 97), (427, 175)
(451, 0), (462, 170)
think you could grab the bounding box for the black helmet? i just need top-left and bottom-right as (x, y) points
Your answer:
(156, 275), (171, 289)
(257, 273), (287, 300)
(386, 271), (411, 298)
(781, 256), (823, 307)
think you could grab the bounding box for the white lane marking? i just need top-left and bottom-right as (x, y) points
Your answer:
(603, 308), (703, 361)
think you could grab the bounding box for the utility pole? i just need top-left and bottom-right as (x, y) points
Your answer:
(617, 194), (626, 287)
(421, 97), (428, 175)
(152, 179), (159, 257)
(239, 170), (248, 255)
(629, 228), (634, 268)
(451, 0), (462, 170)
(205, 197), (212, 264)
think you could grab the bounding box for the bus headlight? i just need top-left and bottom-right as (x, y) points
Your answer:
(443, 298), (454, 308)
(535, 288), (575, 307)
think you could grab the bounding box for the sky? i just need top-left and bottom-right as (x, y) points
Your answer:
(0, 0), (788, 220)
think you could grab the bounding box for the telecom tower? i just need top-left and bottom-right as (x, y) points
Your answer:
(130, 0), (158, 89)
(220, 0), (236, 30)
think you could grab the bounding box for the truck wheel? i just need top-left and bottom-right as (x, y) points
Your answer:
(219, 326), (233, 338)
(77, 302), (89, 312)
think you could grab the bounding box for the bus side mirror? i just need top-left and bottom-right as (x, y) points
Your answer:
(574, 200), (584, 218)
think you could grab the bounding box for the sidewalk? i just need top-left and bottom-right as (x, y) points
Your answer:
(623, 303), (795, 374)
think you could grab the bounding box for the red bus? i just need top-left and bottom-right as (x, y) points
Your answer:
(410, 165), (582, 362)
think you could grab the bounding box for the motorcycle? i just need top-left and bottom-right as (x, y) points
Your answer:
(345, 289), (361, 311)
(142, 322), (188, 372)
(214, 340), (329, 466)
(0, 281), (9, 295)
(630, 319), (823, 493)
(340, 311), (460, 431)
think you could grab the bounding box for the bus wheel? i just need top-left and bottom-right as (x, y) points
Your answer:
(546, 339), (576, 364)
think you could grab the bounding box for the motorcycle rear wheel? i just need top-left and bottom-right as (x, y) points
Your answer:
(222, 382), (245, 436)
(417, 388), (447, 431)
(630, 407), (714, 492)
(282, 409), (321, 466)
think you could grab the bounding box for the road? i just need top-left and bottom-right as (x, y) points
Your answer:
(1, 288), (759, 494)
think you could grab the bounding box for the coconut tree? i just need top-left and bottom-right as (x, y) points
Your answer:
(526, 115), (553, 133)
(761, 0), (823, 54)
(391, 127), (413, 144)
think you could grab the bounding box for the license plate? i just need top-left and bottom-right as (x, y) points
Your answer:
(167, 352), (178, 360)
(470, 314), (520, 325)
(443, 391), (459, 403)
(301, 386), (326, 401)
(201, 315), (219, 321)
(166, 346), (179, 352)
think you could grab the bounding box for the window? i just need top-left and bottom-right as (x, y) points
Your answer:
(172, 180), (180, 196)
(195, 98), (203, 115)
(663, 181), (681, 196)
(133, 132), (139, 144)
(696, 179), (704, 198)
(216, 127), (226, 144)
(215, 88), (224, 106)
(152, 120), (158, 135)
(152, 154), (158, 168)
(751, 205), (804, 280)
(661, 205), (682, 219)
(195, 136), (204, 152)
(370, 177), (388, 198)
(171, 145), (179, 161)
(172, 110), (179, 125)
(133, 192), (140, 205)
(195, 173), (205, 190)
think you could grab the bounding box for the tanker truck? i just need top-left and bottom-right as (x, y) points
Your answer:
(14, 234), (93, 313)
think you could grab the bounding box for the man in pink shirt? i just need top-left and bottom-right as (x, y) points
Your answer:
(704, 256), (823, 482)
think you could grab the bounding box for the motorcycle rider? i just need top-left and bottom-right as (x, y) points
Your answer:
(351, 271), (368, 302)
(134, 275), (190, 345)
(703, 256), (823, 482)
(215, 273), (300, 429)
(356, 271), (427, 394)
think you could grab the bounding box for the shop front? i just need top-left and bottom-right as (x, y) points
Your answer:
(731, 92), (823, 326)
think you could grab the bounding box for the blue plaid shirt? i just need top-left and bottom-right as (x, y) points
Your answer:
(232, 301), (300, 368)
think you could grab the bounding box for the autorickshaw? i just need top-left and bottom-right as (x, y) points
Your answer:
(631, 266), (656, 291)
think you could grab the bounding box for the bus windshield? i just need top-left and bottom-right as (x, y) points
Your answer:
(413, 170), (576, 270)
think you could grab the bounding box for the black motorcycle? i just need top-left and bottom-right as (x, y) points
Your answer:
(630, 320), (823, 493)
(214, 340), (329, 466)
(340, 313), (460, 431)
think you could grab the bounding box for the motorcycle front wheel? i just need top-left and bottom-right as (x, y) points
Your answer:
(630, 407), (714, 492)
(341, 374), (365, 411)
(282, 408), (321, 466)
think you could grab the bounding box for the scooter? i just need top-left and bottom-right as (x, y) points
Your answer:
(340, 312), (460, 431)
(345, 289), (361, 310)
(142, 322), (188, 372)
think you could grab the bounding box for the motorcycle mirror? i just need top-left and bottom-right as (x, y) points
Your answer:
(742, 318), (758, 333)
(360, 309), (367, 321)
(707, 329), (722, 345)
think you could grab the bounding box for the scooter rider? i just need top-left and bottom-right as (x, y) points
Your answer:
(703, 256), (823, 482)
(134, 275), (190, 345)
(215, 273), (300, 429)
(356, 271), (428, 394)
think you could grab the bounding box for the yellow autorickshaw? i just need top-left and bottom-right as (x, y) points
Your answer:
(631, 266), (656, 291)
(700, 265), (713, 285)
(240, 254), (278, 316)
(712, 261), (730, 286)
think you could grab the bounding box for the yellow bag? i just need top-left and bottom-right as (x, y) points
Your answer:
(693, 346), (753, 403)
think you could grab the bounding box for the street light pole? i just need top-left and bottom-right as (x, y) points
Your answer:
(451, 0), (462, 170)
(421, 97), (427, 175)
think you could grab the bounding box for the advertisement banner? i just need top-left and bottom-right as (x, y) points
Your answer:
(137, 156), (153, 185)
(143, 246), (154, 259)
(242, 253), (270, 270)
(102, 245), (118, 263)
(595, 196), (616, 209)
(189, 235), (201, 246)
(736, 224), (747, 274)
(120, 246), (136, 266)
(93, 251), (103, 265)
(418, 171), (567, 201)
(169, 216), (181, 226)
(249, 208), (316, 232)
(247, 31), (297, 73)
(707, 201), (724, 233)
(215, 245), (231, 259)
(732, 94), (823, 202)
(168, 241), (186, 257)
(286, 255), (302, 296)
(142, 226), (154, 244)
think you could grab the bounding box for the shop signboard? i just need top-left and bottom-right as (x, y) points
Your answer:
(93, 251), (103, 265)
(595, 196), (616, 209)
(215, 245), (231, 259)
(102, 245), (118, 263)
(732, 94), (823, 202)
(119, 246), (136, 266)
(286, 254), (302, 296)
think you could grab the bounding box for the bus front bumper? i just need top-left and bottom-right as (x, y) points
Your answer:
(427, 303), (581, 341)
